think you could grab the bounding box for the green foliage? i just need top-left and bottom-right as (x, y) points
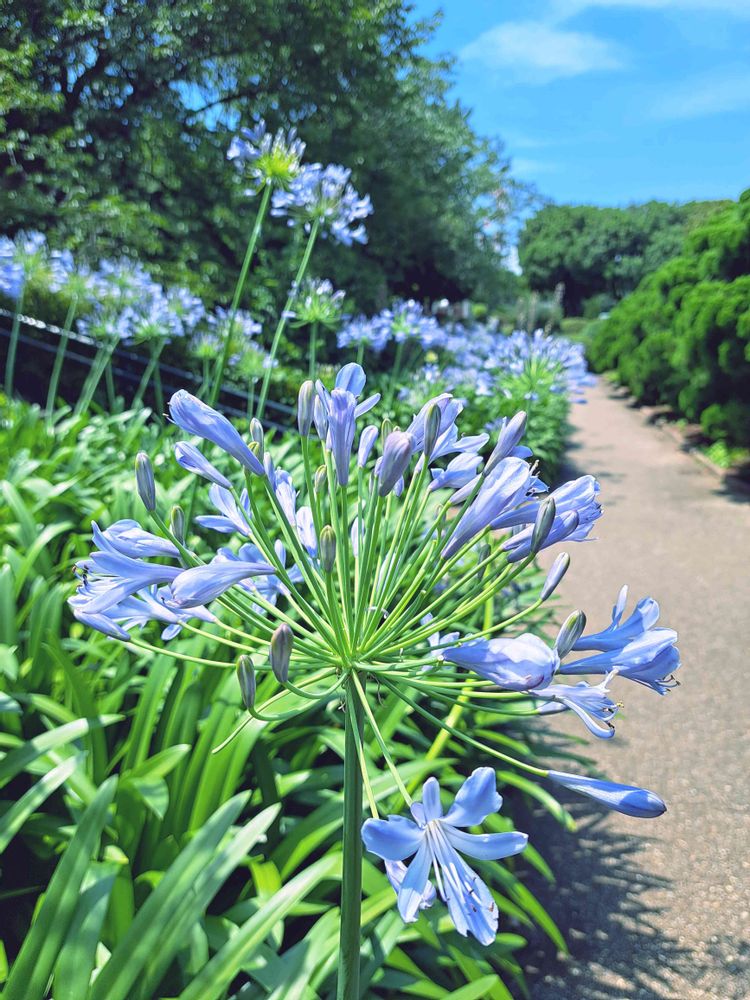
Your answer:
(0, 400), (579, 997)
(588, 190), (750, 445)
(518, 199), (729, 315)
(0, 0), (519, 311)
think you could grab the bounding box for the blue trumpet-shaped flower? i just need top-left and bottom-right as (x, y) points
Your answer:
(533, 678), (619, 739)
(196, 485), (252, 536)
(548, 770), (666, 818)
(442, 633), (558, 691)
(362, 769), (527, 944)
(169, 390), (264, 477)
(572, 586), (662, 651)
(170, 547), (276, 608)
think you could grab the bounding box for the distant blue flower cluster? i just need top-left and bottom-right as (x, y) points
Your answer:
(337, 299), (444, 352)
(272, 163), (372, 246)
(0, 230), (72, 301)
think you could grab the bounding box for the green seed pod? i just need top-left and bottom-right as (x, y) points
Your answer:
(170, 504), (185, 545)
(320, 525), (337, 573)
(237, 655), (256, 710)
(135, 452), (156, 511)
(270, 623), (293, 683)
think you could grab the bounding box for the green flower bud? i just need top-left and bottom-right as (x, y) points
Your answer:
(320, 525), (337, 573)
(270, 623), (293, 683)
(297, 380), (315, 436)
(476, 541), (491, 582)
(314, 465), (327, 494)
(170, 504), (185, 545)
(135, 452), (156, 511)
(530, 498), (556, 555)
(249, 418), (264, 455)
(541, 552), (570, 601)
(237, 655), (256, 710)
(423, 403), (441, 461)
(556, 610), (587, 658)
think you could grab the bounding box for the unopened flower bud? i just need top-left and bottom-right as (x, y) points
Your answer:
(378, 430), (414, 497)
(135, 452), (156, 511)
(270, 623), (293, 683)
(297, 380), (314, 436)
(485, 411), (528, 476)
(380, 417), (393, 440)
(170, 505), (185, 545)
(313, 396), (328, 440)
(237, 655), (256, 710)
(263, 451), (275, 482)
(423, 403), (441, 461)
(314, 465), (327, 494)
(556, 610), (587, 658)
(541, 552), (570, 600)
(320, 525), (337, 572)
(530, 498), (556, 555)
(249, 418), (264, 454)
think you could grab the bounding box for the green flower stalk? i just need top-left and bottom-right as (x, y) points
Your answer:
(72, 360), (678, 993)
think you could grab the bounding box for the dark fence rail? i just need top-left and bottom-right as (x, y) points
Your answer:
(0, 308), (294, 430)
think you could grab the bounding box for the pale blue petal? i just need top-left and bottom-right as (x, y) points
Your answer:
(444, 827), (528, 861)
(361, 815), (423, 861)
(397, 840), (433, 922)
(443, 767), (501, 828)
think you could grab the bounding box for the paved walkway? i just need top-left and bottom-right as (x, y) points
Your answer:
(524, 381), (750, 999)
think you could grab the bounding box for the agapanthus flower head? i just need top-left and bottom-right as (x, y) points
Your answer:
(0, 230), (51, 299)
(71, 363), (677, 945)
(228, 119), (306, 193)
(289, 277), (345, 329)
(271, 163), (372, 245)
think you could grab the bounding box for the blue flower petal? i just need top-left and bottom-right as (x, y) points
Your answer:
(444, 827), (528, 861)
(443, 767), (502, 828)
(397, 840), (433, 922)
(361, 815), (423, 861)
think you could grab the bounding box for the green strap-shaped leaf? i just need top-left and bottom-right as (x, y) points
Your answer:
(88, 792), (252, 1000)
(0, 753), (81, 855)
(0, 715), (120, 790)
(3, 776), (117, 1000)
(178, 853), (338, 1000)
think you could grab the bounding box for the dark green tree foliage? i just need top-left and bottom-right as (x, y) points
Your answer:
(518, 200), (728, 315)
(588, 190), (750, 446)
(0, 1), (515, 311)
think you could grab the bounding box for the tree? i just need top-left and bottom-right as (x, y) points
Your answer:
(517, 200), (729, 315)
(0, 1), (518, 310)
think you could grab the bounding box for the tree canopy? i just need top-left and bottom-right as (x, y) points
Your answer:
(0, 1), (519, 310)
(518, 200), (729, 315)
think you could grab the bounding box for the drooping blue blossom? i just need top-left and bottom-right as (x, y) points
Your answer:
(196, 484), (252, 536)
(362, 769), (527, 944)
(533, 678), (619, 739)
(170, 546), (277, 608)
(547, 770), (666, 818)
(442, 633), (559, 691)
(169, 390), (265, 476)
(174, 442), (232, 489)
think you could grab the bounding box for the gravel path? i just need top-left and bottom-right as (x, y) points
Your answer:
(523, 380), (750, 1000)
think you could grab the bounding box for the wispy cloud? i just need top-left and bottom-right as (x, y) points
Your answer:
(459, 20), (626, 83)
(651, 69), (750, 119)
(551, 0), (750, 19)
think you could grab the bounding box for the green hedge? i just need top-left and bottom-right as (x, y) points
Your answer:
(588, 190), (750, 445)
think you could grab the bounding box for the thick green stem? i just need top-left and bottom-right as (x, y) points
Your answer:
(337, 675), (364, 1000)
(104, 352), (117, 410)
(256, 219), (320, 422)
(308, 320), (319, 379)
(208, 182), (272, 408)
(45, 294), (78, 416)
(132, 341), (160, 409)
(4, 287), (25, 397)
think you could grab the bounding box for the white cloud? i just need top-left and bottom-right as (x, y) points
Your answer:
(652, 69), (750, 119)
(460, 20), (625, 83)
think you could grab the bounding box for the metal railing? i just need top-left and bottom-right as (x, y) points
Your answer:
(0, 309), (294, 429)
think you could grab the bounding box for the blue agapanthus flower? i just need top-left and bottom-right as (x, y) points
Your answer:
(271, 163), (372, 246)
(228, 119), (306, 193)
(362, 768), (528, 944)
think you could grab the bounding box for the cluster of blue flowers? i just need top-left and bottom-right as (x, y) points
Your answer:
(271, 163), (372, 246)
(337, 299), (445, 352)
(72, 361), (679, 946)
(0, 231), (77, 302)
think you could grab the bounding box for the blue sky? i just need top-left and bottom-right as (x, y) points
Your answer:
(411, 0), (750, 206)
